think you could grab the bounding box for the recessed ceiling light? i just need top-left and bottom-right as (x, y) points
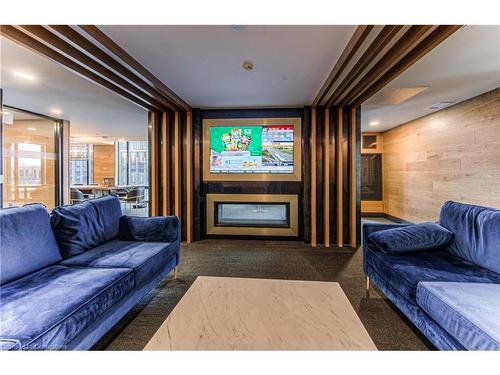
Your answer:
(50, 108), (62, 115)
(369, 121), (380, 126)
(242, 61), (254, 71)
(27, 127), (37, 131)
(13, 71), (37, 81)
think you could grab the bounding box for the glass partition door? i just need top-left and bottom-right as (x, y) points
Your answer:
(2, 108), (58, 210)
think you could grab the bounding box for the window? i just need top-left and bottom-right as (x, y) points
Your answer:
(117, 141), (149, 186)
(70, 144), (93, 185)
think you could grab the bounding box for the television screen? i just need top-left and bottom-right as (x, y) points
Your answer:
(209, 125), (294, 174)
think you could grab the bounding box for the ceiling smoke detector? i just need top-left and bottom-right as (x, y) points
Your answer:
(242, 61), (254, 71)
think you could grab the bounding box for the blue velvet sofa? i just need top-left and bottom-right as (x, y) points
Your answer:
(363, 201), (500, 351)
(0, 195), (180, 351)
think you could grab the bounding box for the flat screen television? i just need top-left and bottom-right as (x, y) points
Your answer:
(203, 118), (301, 181)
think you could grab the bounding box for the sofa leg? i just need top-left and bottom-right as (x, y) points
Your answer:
(366, 276), (370, 291)
(173, 266), (178, 279)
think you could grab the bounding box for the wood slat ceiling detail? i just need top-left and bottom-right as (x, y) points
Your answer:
(0, 25), (190, 112)
(314, 25), (461, 108)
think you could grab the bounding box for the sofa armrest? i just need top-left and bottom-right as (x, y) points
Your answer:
(118, 215), (180, 243)
(362, 222), (412, 252)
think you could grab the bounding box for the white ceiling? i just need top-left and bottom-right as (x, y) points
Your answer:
(2, 25), (498, 138)
(98, 25), (356, 108)
(361, 25), (500, 132)
(0, 36), (149, 142)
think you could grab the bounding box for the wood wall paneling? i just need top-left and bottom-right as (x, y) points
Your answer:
(349, 108), (357, 247)
(315, 108), (325, 245)
(361, 200), (385, 213)
(62, 120), (70, 205)
(301, 107), (312, 243)
(354, 107), (362, 245)
(382, 88), (500, 222)
(323, 108), (330, 247)
(192, 109), (203, 241)
(173, 111), (182, 220)
(92, 144), (115, 186)
(336, 108), (344, 247)
(186, 111), (193, 243)
(149, 112), (159, 216)
(310, 108), (317, 247)
(161, 111), (171, 215)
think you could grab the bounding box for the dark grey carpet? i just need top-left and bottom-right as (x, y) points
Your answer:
(94, 239), (433, 351)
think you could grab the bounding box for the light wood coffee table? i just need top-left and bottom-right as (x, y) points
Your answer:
(144, 276), (376, 350)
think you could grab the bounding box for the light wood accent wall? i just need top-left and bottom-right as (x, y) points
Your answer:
(93, 144), (115, 186)
(361, 200), (384, 214)
(383, 88), (500, 222)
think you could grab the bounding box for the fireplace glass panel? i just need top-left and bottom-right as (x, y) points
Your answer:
(215, 203), (289, 227)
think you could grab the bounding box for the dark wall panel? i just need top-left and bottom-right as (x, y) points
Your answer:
(195, 107), (306, 241)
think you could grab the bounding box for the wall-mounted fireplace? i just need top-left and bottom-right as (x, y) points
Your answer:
(206, 194), (298, 237)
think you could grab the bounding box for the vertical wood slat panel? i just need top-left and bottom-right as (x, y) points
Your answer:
(149, 111), (159, 216)
(350, 108), (357, 247)
(336, 107), (344, 247)
(186, 111), (193, 243)
(62, 120), (70, 205)
(161, 111), (170, 215)
(310, 108), (317, 247)
(323, 108), (330, 247)
(174, 111), (182, 220)
(192, 109), (202, 241)
(315, 109), (324, 245)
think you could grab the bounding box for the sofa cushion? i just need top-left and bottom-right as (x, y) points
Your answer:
(60, 239), (179, 286)
(119, 215), (180, 243)
(51, 195), (122, 258)
(365, 246), (500, 305)
(0, 265), (134, 350)
(368, 222), (453, 254)
(417, 282), (500, 350)
(439, 201), (500, 274)
(0, 204), (62, 285)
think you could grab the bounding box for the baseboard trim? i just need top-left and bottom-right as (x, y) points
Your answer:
(361, 213), (413, 224)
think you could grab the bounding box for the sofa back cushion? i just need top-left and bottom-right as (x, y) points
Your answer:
(51, 195), (122, 258)
(0, 204), (62, 285)
(439, 201), (500, 274)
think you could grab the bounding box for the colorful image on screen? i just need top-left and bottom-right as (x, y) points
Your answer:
(209, 125), (294, 174)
